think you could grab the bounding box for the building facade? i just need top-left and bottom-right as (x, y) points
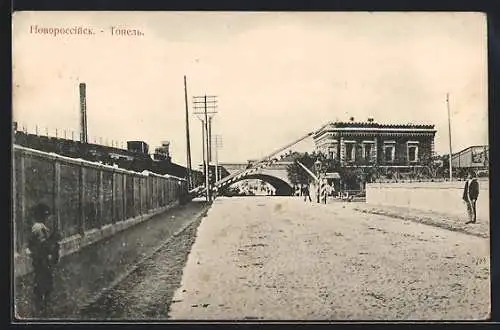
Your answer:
(313, 120), (436, 168)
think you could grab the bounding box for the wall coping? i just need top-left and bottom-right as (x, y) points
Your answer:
(13, 145), (186, 181)
(366, 181), (489, 190)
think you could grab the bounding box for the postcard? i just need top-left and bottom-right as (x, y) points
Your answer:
(12, 11), (489, 321)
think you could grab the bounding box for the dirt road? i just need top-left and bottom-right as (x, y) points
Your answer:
(168, 197), (489, 320)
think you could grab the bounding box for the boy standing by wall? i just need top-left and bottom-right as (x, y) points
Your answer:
(26, 203), (60, 316)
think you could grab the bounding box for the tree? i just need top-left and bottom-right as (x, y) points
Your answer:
(286, 152), (317, 186)
(286, 162), (311, 186)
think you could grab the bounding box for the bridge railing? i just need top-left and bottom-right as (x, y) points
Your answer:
(13, 145), (187, 265)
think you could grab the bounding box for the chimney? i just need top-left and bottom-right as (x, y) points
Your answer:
(349, 117), (355, 122)
(367, 117), (374, 123)
(79, 83), (88, 143)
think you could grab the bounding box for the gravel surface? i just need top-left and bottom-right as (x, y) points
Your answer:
(168, 197), (490, 321)
(79, 203), (209, 320)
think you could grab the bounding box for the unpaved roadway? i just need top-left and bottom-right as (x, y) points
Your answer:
(168, 197), (490, 320)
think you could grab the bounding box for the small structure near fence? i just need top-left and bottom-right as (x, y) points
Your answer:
(13, 145), (187, 277)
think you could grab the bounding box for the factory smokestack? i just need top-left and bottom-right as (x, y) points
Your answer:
(79, 83), (88, 143)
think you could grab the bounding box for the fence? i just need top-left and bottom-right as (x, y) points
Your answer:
(13, 145), (187, 269)
(14, 123), (128, 149)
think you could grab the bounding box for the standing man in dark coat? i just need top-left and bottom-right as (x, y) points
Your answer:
(26, 203), (60, 316)
(302, 184), (312, 202)
(463, 171), (480, 224)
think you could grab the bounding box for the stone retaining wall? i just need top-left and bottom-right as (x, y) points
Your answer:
(365, 180), (489, 221)
(13, 145), (187, 278)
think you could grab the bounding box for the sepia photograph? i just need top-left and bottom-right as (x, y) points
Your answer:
(11, 11), (489, 321)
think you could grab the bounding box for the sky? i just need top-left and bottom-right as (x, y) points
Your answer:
(12, 11), (488, 165)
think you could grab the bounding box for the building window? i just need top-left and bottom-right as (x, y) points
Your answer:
(384, 144), (395, 163)
(408, 146), (418, 162)
(364, 144), (371, 160)
(407, 141), (419, 163)
(345, 143), (355, 162)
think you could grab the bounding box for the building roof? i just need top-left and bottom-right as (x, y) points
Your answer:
(314, 120), (435, 136)
(452, 145), (489, 157)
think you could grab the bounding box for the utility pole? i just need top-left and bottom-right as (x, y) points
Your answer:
(79, 83), (88, 143)
(208, 117), (213, 163)
(201, 123), (206, 178)
(446, 93), (453, 181)
(184, 76), (193, 189)
(193, 95), (218, 201)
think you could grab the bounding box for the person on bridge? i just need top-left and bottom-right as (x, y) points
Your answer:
(302, 184), (312, 202)
(26, 203), (61, 316)
(463, 171), (479, 224)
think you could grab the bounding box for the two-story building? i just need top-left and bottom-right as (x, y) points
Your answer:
(313, 119), (437, 170)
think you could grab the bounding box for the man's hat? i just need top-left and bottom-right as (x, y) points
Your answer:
(31, 203), (51, 221)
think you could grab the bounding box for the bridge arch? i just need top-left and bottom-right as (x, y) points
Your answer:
(225, 173), (294, 196)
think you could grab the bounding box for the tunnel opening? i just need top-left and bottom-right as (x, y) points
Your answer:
(221, 174), (294, 196)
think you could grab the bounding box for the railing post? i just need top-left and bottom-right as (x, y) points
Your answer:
(139, 176), (143, 215)
(20, 153), (27, 249)
(98, 169), (104, 227)
(15, 150), (26, 254)
(79, 165), (86, 234)
(154, 177), (158, 208)
(53, 159), (61, 233)
(161, 179), (165, 206)
(111, 171), (116, 224)
(132, 176), (137, 217)
(122, 175), (127, 219)
(149, 177), (153, 211)
(149, 177), (152, 210)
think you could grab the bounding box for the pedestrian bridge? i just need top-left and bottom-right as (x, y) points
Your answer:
(218, 161), (294, 196)
(191, 131), (316, 198)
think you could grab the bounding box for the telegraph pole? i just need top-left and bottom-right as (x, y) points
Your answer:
(201, 122), (206, 179)
(184, 76), (193, 189)
(208, 117), (213, 163)
(193, 95), (217, 201)
(79, 82), (88, 143)
(203, 96), (210, 200)
(446, 93), (453, 181)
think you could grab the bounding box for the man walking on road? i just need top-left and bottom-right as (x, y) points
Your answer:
(463, 171), (479, 224)
(302, 184), (312, 202)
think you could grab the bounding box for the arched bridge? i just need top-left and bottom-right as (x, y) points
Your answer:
(189, 131), (315, 198)
(218, 161), (294, 196)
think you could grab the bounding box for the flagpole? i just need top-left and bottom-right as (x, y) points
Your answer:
(446, 93), (453, 181)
